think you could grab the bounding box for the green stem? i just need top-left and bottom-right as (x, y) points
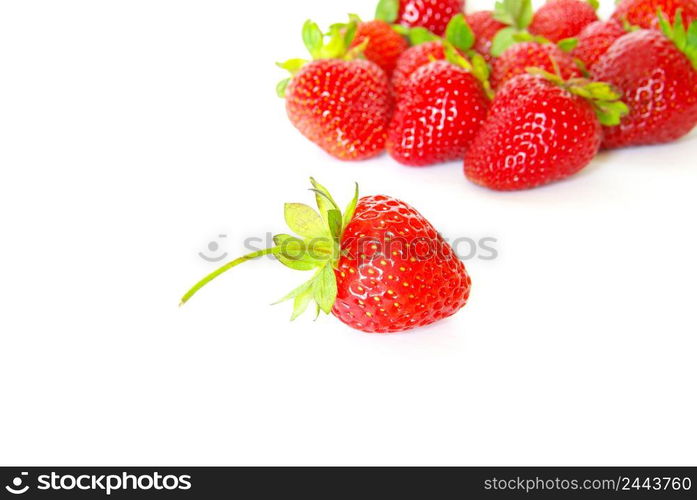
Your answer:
(180, 247), (280, 306)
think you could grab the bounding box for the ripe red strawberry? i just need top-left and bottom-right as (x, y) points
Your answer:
(490, 41), (582, 89)
(467, 10), (507, 62)
(387, 60), (490, 166)
(381, 0), (465, 36)
(612, 0), (697, 29)
(571, 20), (627, 72)
(465, 71), (628, 190)
(392, 41), (447, 94)
(278, 21), (391, 161)
(181, 179), (472, 334)
(349, 19), (409, 76)
(593, 15), (697, 148)
(390, 13), (477, 95)
(529, 0), (599, 43)
(334, 194), (471, 333)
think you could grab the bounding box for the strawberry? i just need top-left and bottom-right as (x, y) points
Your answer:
(529, 0), (599, 43)
(390, 13), (477, 95)
(464, 71), (628, 190)
(349, 19), (409, 75)
(467, 10), (508, 62)
(490, 41), (582, 89)
(612, 0), (697, 30)
(376, 0), (465, 36)
(181, 179), (472, 334)
(571, 20), (627, 72)
(277, 21), (391, 161)
(593, 14), (697, 148)
(387, 32), (492, 166)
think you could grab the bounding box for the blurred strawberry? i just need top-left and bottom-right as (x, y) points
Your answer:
(571, 20), (627, 72)
(467, 10), (507, 62)
(594, 13), (697, 148)
(375, 0), (465, 36)
(277, 21), (391, 161)
(465, 71), (628, 190)
(387, 44), (491, 166)
(491, 41), (582, 89)
(529, 0), (600, 43)
(612, 0), (697, 29)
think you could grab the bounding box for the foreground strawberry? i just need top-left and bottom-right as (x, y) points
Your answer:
(490, 41), (582, 89)
(529, 0), (599, 43)
(181, 179), (472, 334)
(612, 0), (697, 29)
(593, 13), (697, 148)
(277, 21), (391, 161)
(378, 0), (465, 36)
(387, 26), (492, 166)
(571, 20), (627, 72)
(465, 71), (628, 190)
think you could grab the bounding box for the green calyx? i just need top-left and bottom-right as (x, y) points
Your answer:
(491, 0), (534, 56)
(489, 0), (578, 56)
(275, 18), (362, 98)
(526, 68), (630, 126)
(443, 41), (495, 100)
(180, 179), (360, 321)
(657, 8), (697, 70)
(587, 0), (600, 11)
(400, 14), (494, 99)
(375, 0), (400, 23)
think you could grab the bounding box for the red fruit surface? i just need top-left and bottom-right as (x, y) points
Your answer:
(490, 42), (582, 89)
(387, 61), (489, 166)
(467, 10), (507, 62)
(612, 0), (697, 29)
(391, 40), (446, 95)
(285, 59), (392, 161)
(571, 20), (627, 72)
(593, 29), (697, 148)
(396, 0), (465, 35)
(465, 74), (602, 190)
(333, 195), (471, 333)
(530, 0), (599, 42)
(351, 20), (409, 75)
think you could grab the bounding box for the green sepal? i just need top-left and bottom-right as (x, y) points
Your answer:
(180, 178), (360, 321)
(375, 0), (399, 23)
(557, 37), (578, 53)
(445, 14), (475, 52)
(494, 0), (533, 30)
(343, 183), (359, 231)
(527, 68), (629, 126)
(408, 27), (440, 45)
(276, 58), (308, 74)
(327, 209), (343, 242)
(491, 27), (518, 56)
(309, 177), (340, 222)
(443, 42), (495, 100)
(658, 8), (697, 69)
(587, 0), (600, 11)
(273, 234), (322, 271)
(313, 265), (338, 314)
(302, 20), (324, 58)
(276, 78), (291, 98)
(392, 24), (410, 36)
(284, 203), (326, 239)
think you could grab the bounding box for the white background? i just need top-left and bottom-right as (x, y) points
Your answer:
(1, 0), (695, 466)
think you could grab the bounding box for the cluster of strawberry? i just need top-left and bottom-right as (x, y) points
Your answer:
(278, 0), (697, 191)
